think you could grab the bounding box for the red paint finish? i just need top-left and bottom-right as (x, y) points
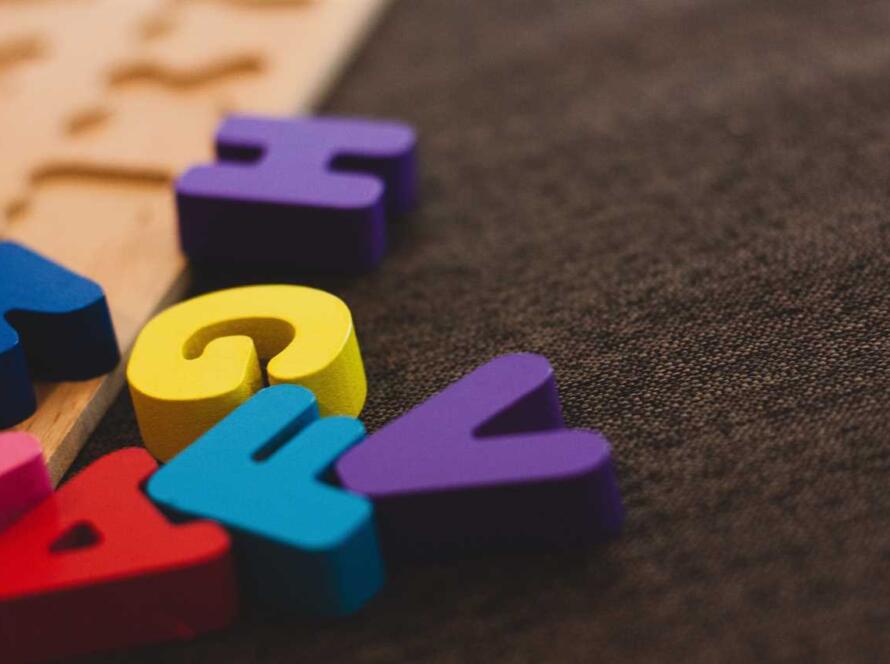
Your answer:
(0, 448), (237, 663)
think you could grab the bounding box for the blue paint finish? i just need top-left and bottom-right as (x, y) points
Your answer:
(147, 385), (385, 616)
(0, 242), (119, 428)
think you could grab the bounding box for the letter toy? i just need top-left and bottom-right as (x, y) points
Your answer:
(0, 241), (119, 428)
(127, 284), (366, 460)
(337, 353), (624, 559)
(0, 448), (237, 663)
(148, 385), (384, 616)
(176, 115), (417, 272)
(0, 432), (51, 531)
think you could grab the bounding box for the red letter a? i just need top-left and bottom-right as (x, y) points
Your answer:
(0, 448), (237, 663)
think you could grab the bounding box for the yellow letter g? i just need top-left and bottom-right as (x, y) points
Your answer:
(127, 285), (366, 461)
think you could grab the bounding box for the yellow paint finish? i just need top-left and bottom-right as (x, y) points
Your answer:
(127, 285), (366, 461)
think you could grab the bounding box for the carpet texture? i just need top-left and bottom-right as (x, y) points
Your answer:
(69, 1), (890, 661)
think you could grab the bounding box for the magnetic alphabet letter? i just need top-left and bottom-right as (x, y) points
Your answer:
(127, 284), (366, 460)
(148, 384), (384, 616)
(0, 242), (119, 428)
(176, 115), (417, 272)
(336, 353), (625, 559)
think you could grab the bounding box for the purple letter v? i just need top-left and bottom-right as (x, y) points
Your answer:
(335, 353), (624, 559)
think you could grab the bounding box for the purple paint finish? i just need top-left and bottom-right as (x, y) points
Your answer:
(336, 353), (624, 559)
(176, 115), (417, 273)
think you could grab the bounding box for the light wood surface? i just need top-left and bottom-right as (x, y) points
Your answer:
(0, 0), (393, 484)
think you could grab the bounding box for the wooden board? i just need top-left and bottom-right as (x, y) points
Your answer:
(0, 0), (393, 485)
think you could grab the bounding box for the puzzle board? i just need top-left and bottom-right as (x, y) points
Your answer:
(0, 0), (394, 485)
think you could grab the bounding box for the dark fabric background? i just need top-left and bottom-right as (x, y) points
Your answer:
(69, 1), (890, 662)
